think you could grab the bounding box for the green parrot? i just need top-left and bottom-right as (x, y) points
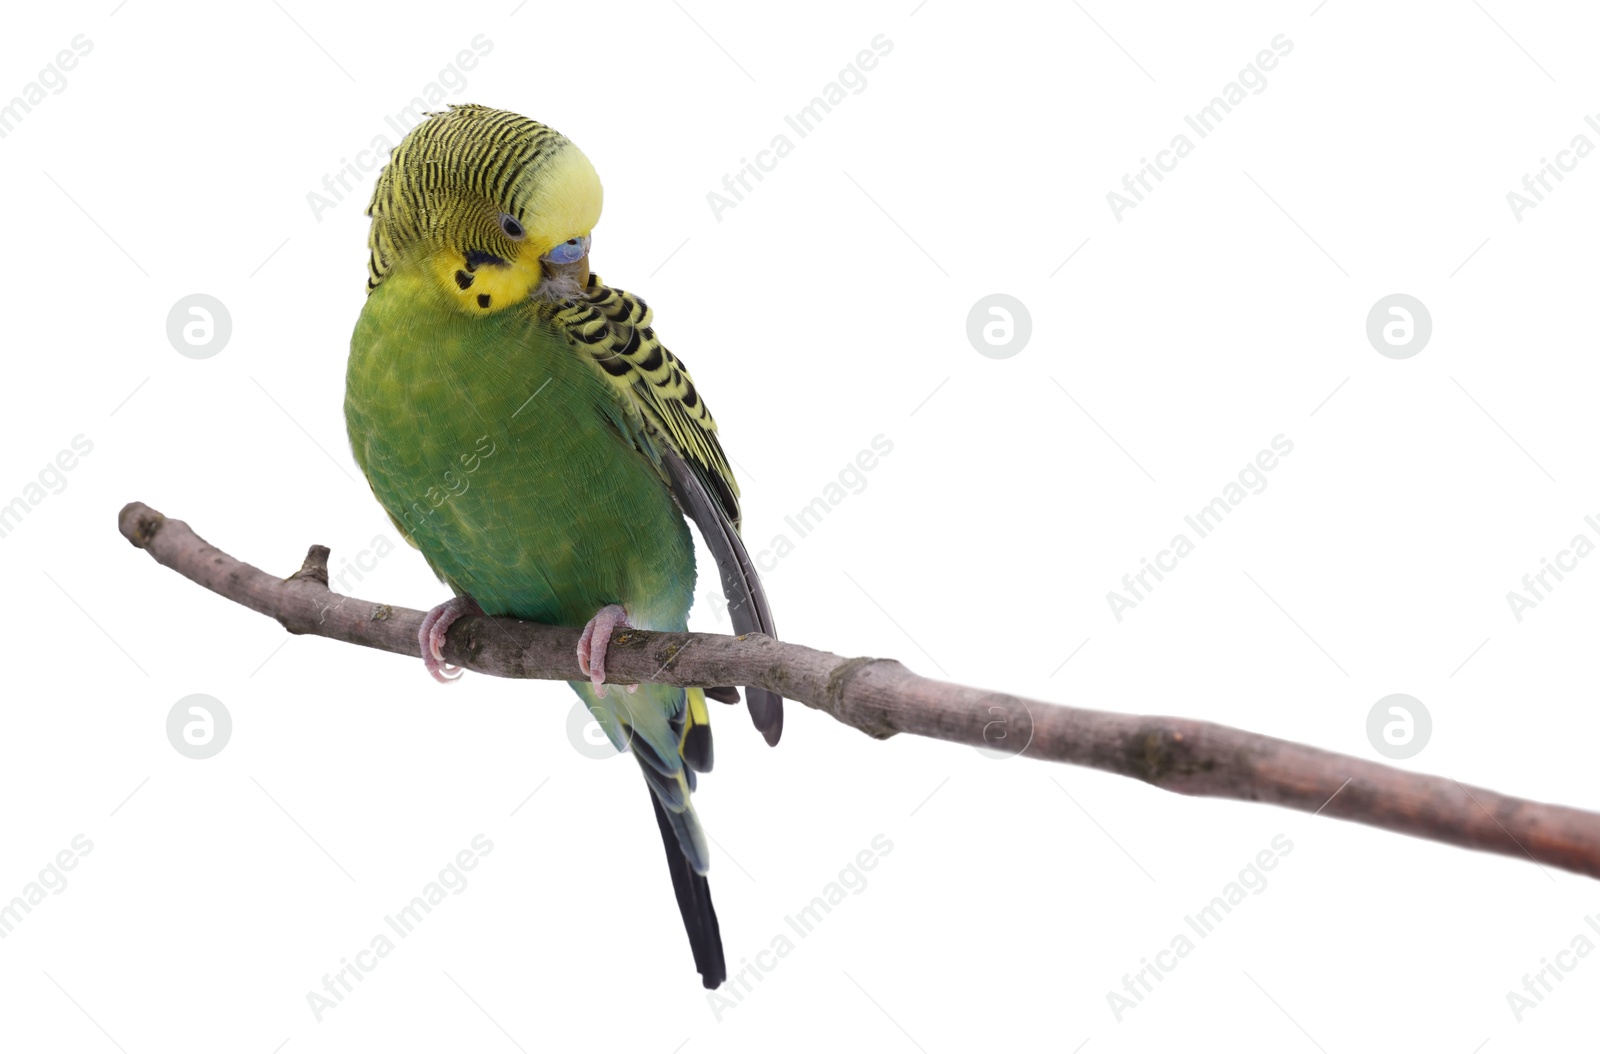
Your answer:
(343, 104), (783, 989)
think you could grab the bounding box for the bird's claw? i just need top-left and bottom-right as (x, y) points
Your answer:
(577, 603), (636, 698)
(418, 595), (483, 683)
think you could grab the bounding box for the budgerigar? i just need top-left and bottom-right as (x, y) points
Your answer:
(343, 104), (782, 989)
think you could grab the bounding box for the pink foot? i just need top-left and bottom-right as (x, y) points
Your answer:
(418, 595), (483, 683)
(577, 603), (637, 698)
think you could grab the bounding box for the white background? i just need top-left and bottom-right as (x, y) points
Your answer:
(2, 0), (1597, 1050)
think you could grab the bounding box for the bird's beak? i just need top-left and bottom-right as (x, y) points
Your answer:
(541, 235), (591, 292)
(544, 255), (590, 290)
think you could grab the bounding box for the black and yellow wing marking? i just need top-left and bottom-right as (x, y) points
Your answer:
(552, 275), (784, 746)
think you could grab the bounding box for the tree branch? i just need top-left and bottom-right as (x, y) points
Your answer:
(118, 500), (1600, 880)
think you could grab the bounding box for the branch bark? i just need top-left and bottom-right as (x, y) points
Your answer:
(118, 500), (1600, 880)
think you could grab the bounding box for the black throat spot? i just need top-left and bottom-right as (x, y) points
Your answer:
(463, 250), (508, 272)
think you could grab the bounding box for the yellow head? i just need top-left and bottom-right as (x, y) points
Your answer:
(364, 104), (603, 311)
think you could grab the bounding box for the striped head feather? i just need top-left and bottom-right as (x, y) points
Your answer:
(364, 104), (603, 312)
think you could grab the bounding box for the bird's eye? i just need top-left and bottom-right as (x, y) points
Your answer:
(498, 213), (526, 240)
(544, 235), (590, 265)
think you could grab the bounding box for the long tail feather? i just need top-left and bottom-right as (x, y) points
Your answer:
(649, 787), (725, 989)
(661, 447), (784, 745)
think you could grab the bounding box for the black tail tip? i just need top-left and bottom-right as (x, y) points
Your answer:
(649, 789), (727, 989)
(748, 688), (784, 746)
